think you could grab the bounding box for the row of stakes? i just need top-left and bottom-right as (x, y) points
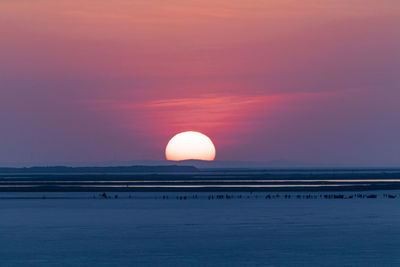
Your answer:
(95, 192), (399, 200)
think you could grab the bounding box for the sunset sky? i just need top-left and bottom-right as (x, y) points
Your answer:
(1, 0), (399, 165)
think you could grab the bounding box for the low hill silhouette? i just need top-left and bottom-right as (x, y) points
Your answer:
(0, 165), (198, 174)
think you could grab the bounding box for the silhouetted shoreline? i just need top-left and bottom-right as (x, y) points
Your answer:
(0, 165), (198, 174)
(1, 168), (400, 192)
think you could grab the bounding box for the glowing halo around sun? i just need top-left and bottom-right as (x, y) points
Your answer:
(165, 131), (216, 161)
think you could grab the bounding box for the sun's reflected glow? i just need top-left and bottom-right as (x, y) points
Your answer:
(165, 131), (216, 161)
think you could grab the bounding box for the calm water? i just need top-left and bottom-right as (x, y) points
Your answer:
(1, 179), (400, 191)
(2, 169), (400, 192)
(1, 191), (400, 266)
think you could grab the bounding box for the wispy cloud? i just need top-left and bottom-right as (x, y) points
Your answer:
(87, 91), (338, 145)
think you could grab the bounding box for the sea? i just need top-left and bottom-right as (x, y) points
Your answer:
(1, 191), (400, 266)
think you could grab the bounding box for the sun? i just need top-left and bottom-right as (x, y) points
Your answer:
(165, 131), (216, 161)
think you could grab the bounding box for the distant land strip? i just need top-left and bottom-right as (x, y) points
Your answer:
(0, 165), (199, 174)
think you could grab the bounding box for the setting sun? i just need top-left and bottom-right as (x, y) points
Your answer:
(165, 131), (216, 161)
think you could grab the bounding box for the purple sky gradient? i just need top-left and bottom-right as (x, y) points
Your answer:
(0, 0), (399, 165)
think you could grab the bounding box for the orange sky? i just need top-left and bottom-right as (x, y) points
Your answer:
(0, 0), (399, 165)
